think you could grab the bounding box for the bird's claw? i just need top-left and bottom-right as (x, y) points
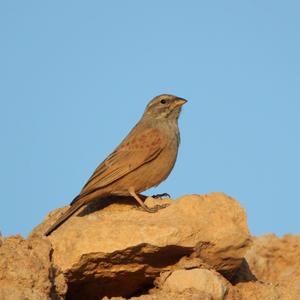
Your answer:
(152, 193), (171, 199)
(133, 203), (170, 213)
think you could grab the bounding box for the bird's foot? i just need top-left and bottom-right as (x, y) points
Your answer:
(152, 193), (171, 199)
(133, 203), (170, 213)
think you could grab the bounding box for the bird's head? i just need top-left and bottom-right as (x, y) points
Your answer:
(143, 94), (187, 121)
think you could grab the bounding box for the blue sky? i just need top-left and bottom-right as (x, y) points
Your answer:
(1, 1), (299, 237)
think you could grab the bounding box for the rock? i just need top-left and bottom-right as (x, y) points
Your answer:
(3, 192), (300, 300)
(227, 281), (297, 300)
(245, 234), (300, 282)
(228, 234), (300, 300)
(0, 235), (67, 300)
(33, 192), (251, 299)
(160, 268), (228, 299)
(103, 267), (229, 300)
(245, 234), (300, 298)
(105, 291), (212, 300)
(131, 290), (220, 300)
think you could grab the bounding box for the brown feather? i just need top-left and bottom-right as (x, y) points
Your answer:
(78, 128), (165, 198)
(44, 197), (86, 236)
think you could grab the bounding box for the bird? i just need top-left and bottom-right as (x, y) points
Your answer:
(44, 94), (187, 236)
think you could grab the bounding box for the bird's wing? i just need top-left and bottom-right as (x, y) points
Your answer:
(78, 127), (165, 197)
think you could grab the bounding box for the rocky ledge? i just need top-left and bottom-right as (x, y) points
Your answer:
(0, 193), (299, 300)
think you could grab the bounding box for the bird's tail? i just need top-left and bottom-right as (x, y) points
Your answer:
(44, 197), (86, 236)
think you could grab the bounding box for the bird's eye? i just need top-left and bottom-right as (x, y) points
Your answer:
(160, 99), (166, 104)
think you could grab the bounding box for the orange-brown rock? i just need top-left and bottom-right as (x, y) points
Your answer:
(227, 281), (293, 300)
(160, 268), (229, 299)
(0, 235), (67, 300)
(245, 234), (300, 287)
(5, 193), (299, 300)
(228, 234), (300, 300)
(32, 192), (251, 299)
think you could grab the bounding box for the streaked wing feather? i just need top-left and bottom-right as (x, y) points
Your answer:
(79, 128), (164, 196)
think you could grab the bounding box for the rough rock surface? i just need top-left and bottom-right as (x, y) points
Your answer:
(246, 234), (300, 286)
(1, 193), (299, 300)
(227, 281), (292, 300)
(0, 235), (66, 300)
(32, 192), (251, 299)
(160, 268), (229, 299)
(228, 234), (300, 300)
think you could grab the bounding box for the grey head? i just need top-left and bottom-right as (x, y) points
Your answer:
(143, 94), (187, 122)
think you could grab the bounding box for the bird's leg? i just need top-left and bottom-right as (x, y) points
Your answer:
(128, 187), (160, 213)
(152, 193), (171, 199)
(129, 187), (170, 213)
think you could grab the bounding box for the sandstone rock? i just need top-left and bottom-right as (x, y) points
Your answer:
(33, 192), (251, 299)
(227, 281), (298, 300)
(229, 234), (300, 300)
(105, 290), (213, 300)
(0, 235), (67, 300)
(3, 193), (300, 300)
(245, 234), (300, 298)
(246, 234), (300, 282)
(131, 290), (218, 300)
(160, 268), (228, 299)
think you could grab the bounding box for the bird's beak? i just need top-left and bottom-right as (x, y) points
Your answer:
(173, 98), (187, 108)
